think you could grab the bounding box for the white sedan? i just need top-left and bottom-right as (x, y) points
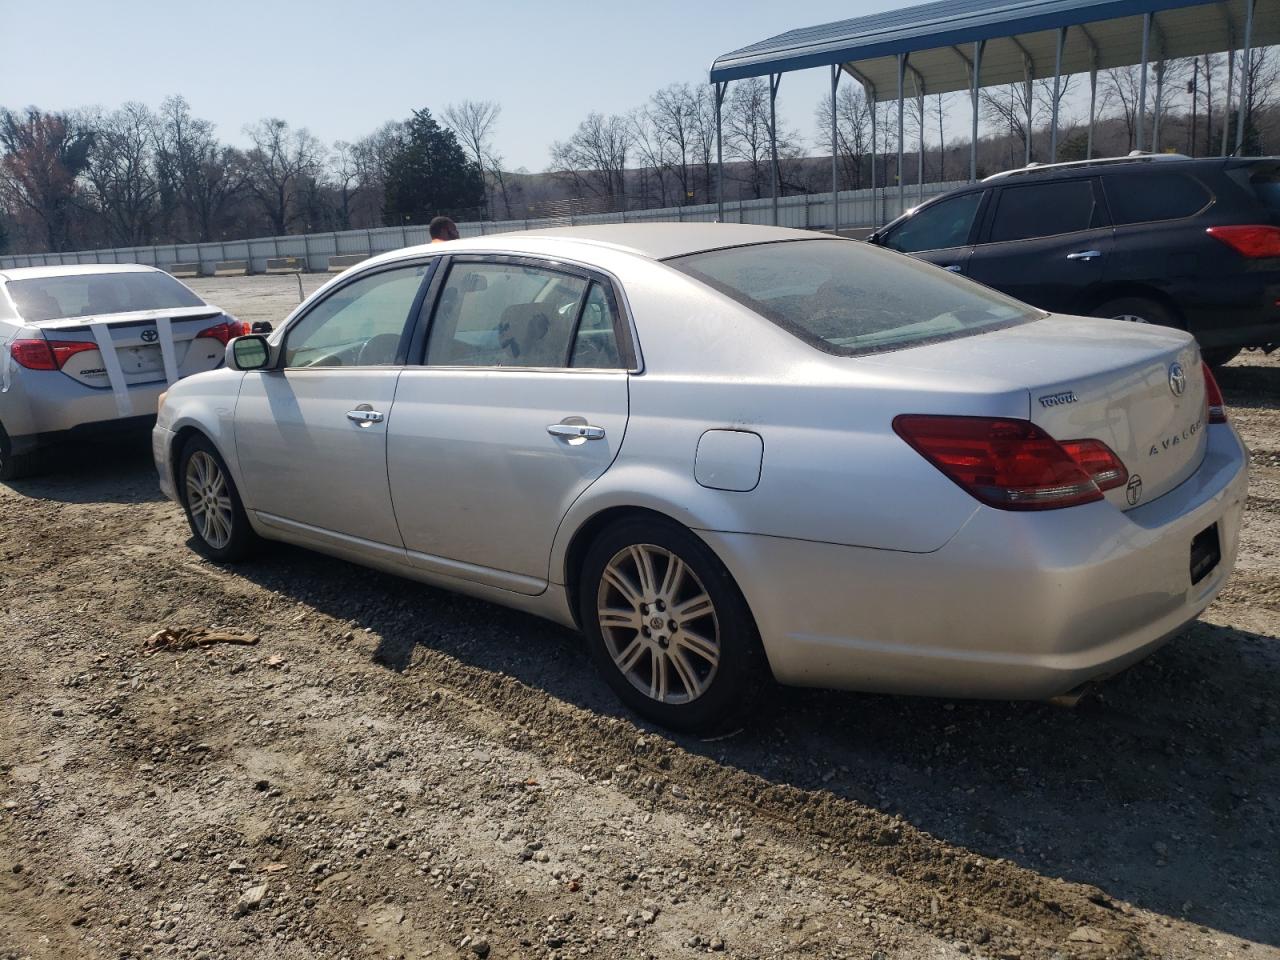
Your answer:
(153, 224), (1248, 732)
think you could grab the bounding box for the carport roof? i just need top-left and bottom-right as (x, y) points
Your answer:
(710, 0), (1277, 100)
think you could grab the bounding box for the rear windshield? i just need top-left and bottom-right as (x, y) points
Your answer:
(5, 272), (204, 322)
(668, 238), (1040, 356)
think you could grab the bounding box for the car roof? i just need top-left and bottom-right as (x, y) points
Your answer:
(384, 223), (823, 265)
(0, 263), (161, 283)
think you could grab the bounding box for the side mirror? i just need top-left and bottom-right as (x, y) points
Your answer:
(251, 321), (273, 334)
(227, 335), (272, 371)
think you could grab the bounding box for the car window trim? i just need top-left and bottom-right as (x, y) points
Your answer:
(978, 176), (1109, 245)
(413, 253), (639, 373)
(276, 257), (439, 371)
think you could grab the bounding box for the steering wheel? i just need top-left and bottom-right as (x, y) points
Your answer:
(356, 333), (401, 366)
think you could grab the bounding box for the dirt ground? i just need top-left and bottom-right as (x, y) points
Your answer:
(1, 275), (1277, 960)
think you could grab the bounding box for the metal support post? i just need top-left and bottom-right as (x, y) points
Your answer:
(1051, 27), (1066, 160)
(1236, 0), (1256, 154)
(897, 53), (906, 216)
(715, 81), (727, 222)
(770, 73), (781, 226)
(831, 65), (840, 232)
(970, 41), (984, 181)
(1137, 13), (1151, 151)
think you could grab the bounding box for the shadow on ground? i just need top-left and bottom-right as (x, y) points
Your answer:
(229, 539), (1280, 947)
(3, 434), (163, 505)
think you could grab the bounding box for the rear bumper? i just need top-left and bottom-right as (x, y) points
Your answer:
(701, 422), (1248, 700)
(0, 366), (165, 451)
(1178, 273), (1280, 349)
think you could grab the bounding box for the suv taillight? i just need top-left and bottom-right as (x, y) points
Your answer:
(1206, 225), (1280, 258)
(195, 320), (249, 345)
(1202, 361), (1228, 424)
(893, 415), (1127, 511)
(9, 338), (98, 371)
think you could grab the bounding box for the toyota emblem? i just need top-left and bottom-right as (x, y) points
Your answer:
(141, 328), (159, 343)
(1168, 362), (1186, 397)
(1126, 474), (1144, 506)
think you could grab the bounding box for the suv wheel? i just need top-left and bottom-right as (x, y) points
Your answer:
(1094, 296), (1179, 328)
(579, 516), (768, 734)
(178, 434), (258, 562)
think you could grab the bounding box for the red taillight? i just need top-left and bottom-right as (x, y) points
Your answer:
(9, 339), (57, 370)
(893, 415), (1128, 510)
(8, 338), (99, 371)
(1201, 361), (1228, 424)
(1206, 225), (1280, 258)
(195, 320), (249, 345)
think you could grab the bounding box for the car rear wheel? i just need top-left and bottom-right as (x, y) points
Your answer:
(1093, 296), (1179, 328)
(0, 427), (38, 482)
(178, 435), (258, 562)
(579, 516), (767, 733)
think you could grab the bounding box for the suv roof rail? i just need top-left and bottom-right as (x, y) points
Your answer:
(982, 151), (1193, 181)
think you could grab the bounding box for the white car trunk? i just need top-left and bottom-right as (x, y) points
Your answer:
(869, 315), (1208, 509)
(30, 306), (228, 389)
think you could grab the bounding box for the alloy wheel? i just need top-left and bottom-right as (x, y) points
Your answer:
(596, 543), (721, 704)
(185, 450), (234, 550)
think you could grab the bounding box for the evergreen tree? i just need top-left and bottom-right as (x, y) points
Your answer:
(382, 108), (484, 226)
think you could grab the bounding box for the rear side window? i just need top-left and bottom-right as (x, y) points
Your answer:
(987, 179), (1101, 243)
(1103, 172), (1211, 224)
(669, 239), (1039, 357)
(883, 191), (983, 253)
(1244, 166), (1280, 212)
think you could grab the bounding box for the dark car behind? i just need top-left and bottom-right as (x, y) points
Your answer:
(869, 155), (1280, 366)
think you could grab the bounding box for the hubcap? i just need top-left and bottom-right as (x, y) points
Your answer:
(185, 451), (234, 550)
(1112, 313), (1149, 323)
(597, 543), (720, 705)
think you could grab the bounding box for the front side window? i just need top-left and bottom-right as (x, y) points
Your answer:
(987, 179), (1101, 243)
(283, 263), (428, 368)
(669, 239), (1039, 356)
(883, 191), (984, 253)
(425, 262), (590, 368)
(7, 271), (205, 322)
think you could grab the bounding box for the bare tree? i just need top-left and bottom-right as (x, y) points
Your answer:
(442, 100), (506, 217)
(329, 140), (360, 230)
(724, 78), (800, 199)
(84, 102), (160, 245)
(630, 108), (673, 207)
(549, 113), (632, 202)
(649, 83), (700, 203)
(815, 83), (874, 189)
(982, 75), (1073, 162)
(0, 107), (95, 251)
(153, 96), (246, 242)
(243, 118), (325, 235)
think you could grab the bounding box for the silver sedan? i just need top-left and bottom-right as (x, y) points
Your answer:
(153, 224), (1248, 732)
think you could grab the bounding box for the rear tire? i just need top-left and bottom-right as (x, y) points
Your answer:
(578, 516), (768, 734)
(0, 427), (39, 482)
(1093, 296), (1180, 329)
(178, 434), (258, 563)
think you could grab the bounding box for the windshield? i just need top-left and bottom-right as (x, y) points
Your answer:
(668, 238), (1040, 356)
(6, 272), (205, 322)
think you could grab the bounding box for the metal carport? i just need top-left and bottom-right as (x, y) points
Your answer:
(709, 0), (1276, 228)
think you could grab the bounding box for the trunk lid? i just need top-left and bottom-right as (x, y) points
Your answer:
(31, 306), (229, 388)
(863, 315), (1208, 509)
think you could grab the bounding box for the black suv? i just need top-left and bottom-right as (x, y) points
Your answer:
(868, 155), (1280, 366)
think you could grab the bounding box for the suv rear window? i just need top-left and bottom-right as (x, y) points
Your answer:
(668, 239), (1039, 356)
(1245, 166), (1280, 212)
(1103, 172), (1211, 224)
(7, 271), (204, 322)
(987, 179), (1101, 242)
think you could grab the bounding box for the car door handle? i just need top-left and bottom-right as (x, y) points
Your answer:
(346, 408), (385, 425)
(944, 264), (963, 273)
(547, 423), (605, 441)
(1066, 250), (1103, 261)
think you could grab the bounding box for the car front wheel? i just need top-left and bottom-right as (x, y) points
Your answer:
(579, 517), (767, 733)
(178, 435), (258, 562)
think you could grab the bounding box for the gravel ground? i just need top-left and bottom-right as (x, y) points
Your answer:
(1, 275), (1277, 960)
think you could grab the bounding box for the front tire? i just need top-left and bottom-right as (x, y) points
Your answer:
(178, 434), (258, 562)
(578, 516), (767, 734)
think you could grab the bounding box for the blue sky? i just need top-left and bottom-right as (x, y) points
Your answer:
(1, 0), (903, 170)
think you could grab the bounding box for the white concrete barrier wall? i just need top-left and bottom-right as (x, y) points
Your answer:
(0, 181), (966, 272)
